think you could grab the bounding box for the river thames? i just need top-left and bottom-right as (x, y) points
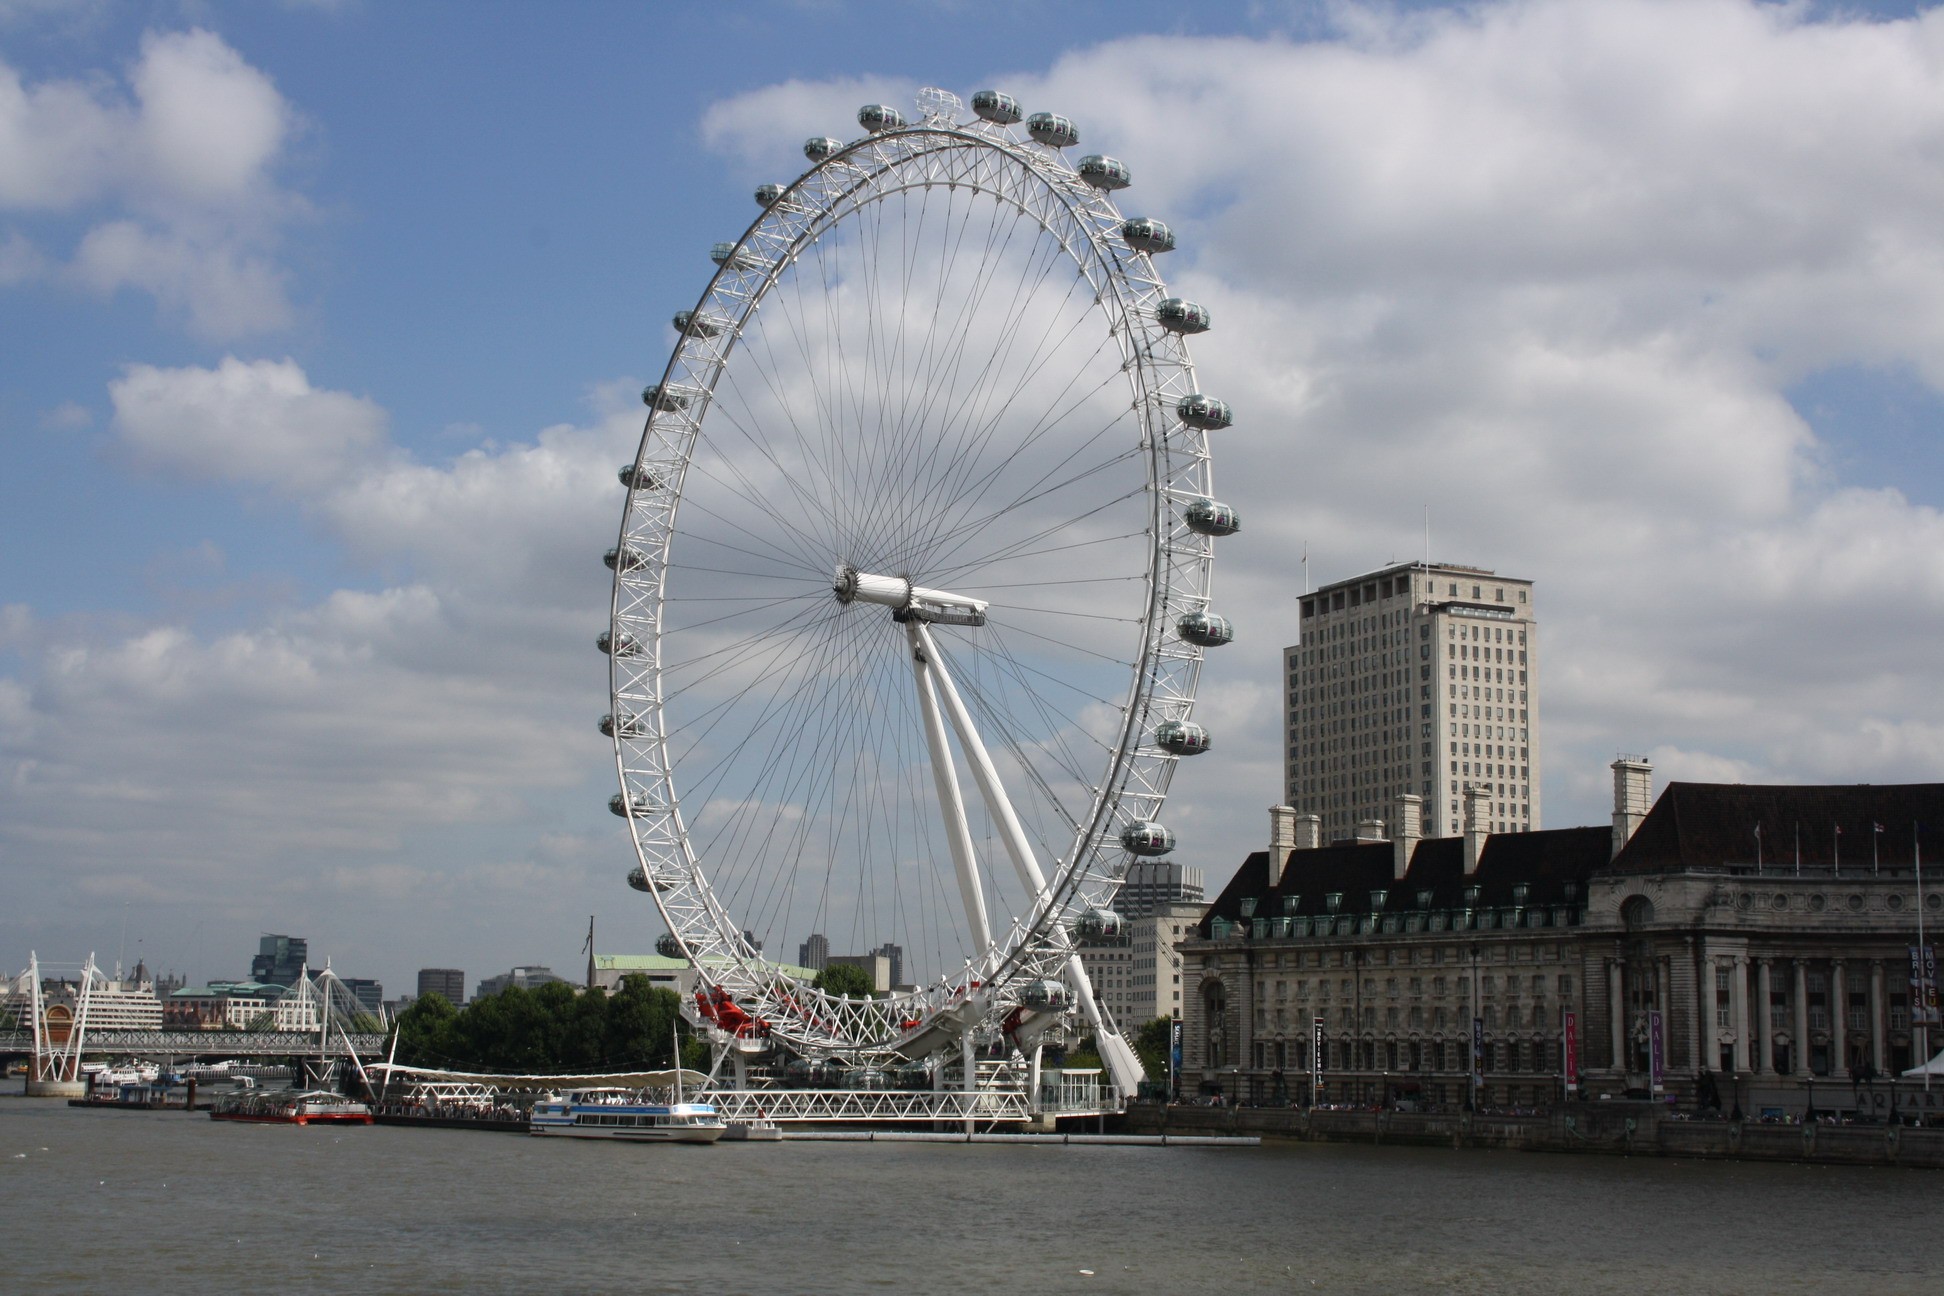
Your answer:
(2, 1099), (1937, 1294)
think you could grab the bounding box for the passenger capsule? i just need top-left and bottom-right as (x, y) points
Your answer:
(1021, 979), (1070, 1010)
(755, 183), (786, 207)
(641, 383), (690, 412)
(1025, 112), (1079, 148)
(599, 712), (645, 739)
(804, 136), (843, 163)
(970, 89), (1022, 124)
(1076, 154), (1131, 190)
(626, 863), (657, 893)
(597, 630), (639, 657)
(609, 791), (657, 818)
(711, 241), (765, 273)
(1120, 821), (1176, 857)
(1073, 907), (1125, 939)
(1183, 497), (1241, 537)
(604, 546), (646, 572)
(673, 309), (726, 338)
(1121, 218), (1176, 254)
(858, 103), (905, 133)
(1176, 610), (1234, 648)
(655, 932), (683, 959)
(1155, 719), (1212, 756)
(1156, 297), (1211, 334)
(1175, 393), (1232, 431)
(617, 464), (660, 490)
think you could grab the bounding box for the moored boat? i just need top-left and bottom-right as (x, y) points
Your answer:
(528, 1087), (726, 1143)
(209, 1088), (374, 1126)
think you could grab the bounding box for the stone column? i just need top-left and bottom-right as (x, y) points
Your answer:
(1730, 954), (1750, 1074)
(1870, 960), (1887, 1073)
(1831, 960), (1848, 1073)
(1608, 957), (1626, 1071)
(1756, 959), (1774, 1074)
(1684, 938), (1703, 1074)
(1793, 959), (1811, 1077)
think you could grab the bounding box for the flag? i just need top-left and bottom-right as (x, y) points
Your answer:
(1874, 822), (1885, 834)
(1835, 825), (1843, 836)
(1754, 823), (1762, 840)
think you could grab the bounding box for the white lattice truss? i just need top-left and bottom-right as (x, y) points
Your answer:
(606, 103), (1219, 1081)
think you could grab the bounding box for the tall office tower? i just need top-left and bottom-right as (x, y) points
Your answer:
(417, 967), (465, 1005)
(1112, 860), (1206, 919)
(871, 942), (905, 988)
(250, 934), (308, 988)
(1283, 562), (1540, 843)
(798, 933), (830, 972)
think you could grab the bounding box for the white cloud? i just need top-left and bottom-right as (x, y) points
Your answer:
(0, 29), (304, 337)
(110, 356), (387, 483)
(694, 1), (1944, 873)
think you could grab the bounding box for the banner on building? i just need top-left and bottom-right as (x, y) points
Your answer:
(1471, 1016), (1484, 1085)
(1311, 1016), (1325, 1103)
(1562, 1009), (1579, 1093)
(1911, 945), (1941, 1027)
(1169, 1018), (1183, 1093)
(1649, 1009), (1665, 1092)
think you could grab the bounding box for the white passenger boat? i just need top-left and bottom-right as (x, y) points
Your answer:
(528, 1087), (726, 1143)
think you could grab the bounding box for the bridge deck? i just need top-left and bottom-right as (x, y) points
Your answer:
(0, 1029), (387, 1058)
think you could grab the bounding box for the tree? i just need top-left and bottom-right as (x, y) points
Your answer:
(1133, 1016), (1174, 1081)
(813, 962), (875, 998)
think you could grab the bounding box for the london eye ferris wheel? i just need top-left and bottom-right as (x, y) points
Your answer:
(600, 86), (1239, 1094)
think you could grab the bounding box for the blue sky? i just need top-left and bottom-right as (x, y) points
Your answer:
(4, 0), (1943, 997)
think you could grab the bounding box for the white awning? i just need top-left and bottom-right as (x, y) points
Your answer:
(1900, 1049), (1944, 1078)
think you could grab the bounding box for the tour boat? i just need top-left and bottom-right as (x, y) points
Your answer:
(209, 1088), (374, 1125)
(528, 1088), (726, 1143)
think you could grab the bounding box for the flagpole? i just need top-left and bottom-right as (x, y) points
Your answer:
(1754, 823), (1763, 870)
(1834, 825), (1840, 875)
(1794, 822), (1800, 878)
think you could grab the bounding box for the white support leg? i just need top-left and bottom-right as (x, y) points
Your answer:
(913, 621), (1146, 1098)
(907, 619), (991, 955)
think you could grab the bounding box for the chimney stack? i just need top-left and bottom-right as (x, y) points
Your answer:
(1354, 818), (1387, 844)
(1463, 784), (1490, 876)
(1269, 805), (1296, 884)
(1391, 793), (1423, 881)
(1294, 813), (1321, 852)
(1611, 757), (1652, 860)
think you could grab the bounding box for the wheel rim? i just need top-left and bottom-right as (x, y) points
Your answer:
(608, 101), (1218, 1057)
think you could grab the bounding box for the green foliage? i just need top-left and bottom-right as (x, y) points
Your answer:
(1132, 1016), (1174, 1080)
(392, 975), (689, 1073)
(812, 962), (875, 998)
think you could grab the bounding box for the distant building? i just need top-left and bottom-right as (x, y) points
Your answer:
(474, 966), (564, 999)
(1136, 901), (1207, 1023)
(417, 968), (465, 1005)
(1114, 861), (1205, 918)
(1078, 898), (1207, 1030)
(798, 934), (830, 972)
(340, 978), (383, 1015)
(250, 934), (308, 988)
(164, 981), (282, 1029)
(871, 943), (905, 988)
(1286, 562), (1539, 841)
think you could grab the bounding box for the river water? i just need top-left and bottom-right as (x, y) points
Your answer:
(2, 1097), (1937, 1295)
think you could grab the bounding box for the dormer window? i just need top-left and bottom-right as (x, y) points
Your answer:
(1326, 892), (1343, 914)
(1239, 897), (1258, 918)
(1417, 889), (1435, 910)
(1512, 883), (1531, 906)
(1369, 889), (1388, 911)
(1462, 885), (1481, 907)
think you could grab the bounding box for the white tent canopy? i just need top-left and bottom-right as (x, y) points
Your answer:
(1900, 1050), (1944, 1078)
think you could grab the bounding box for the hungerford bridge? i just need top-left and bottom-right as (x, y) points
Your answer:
(2, 953), (385, 1096)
